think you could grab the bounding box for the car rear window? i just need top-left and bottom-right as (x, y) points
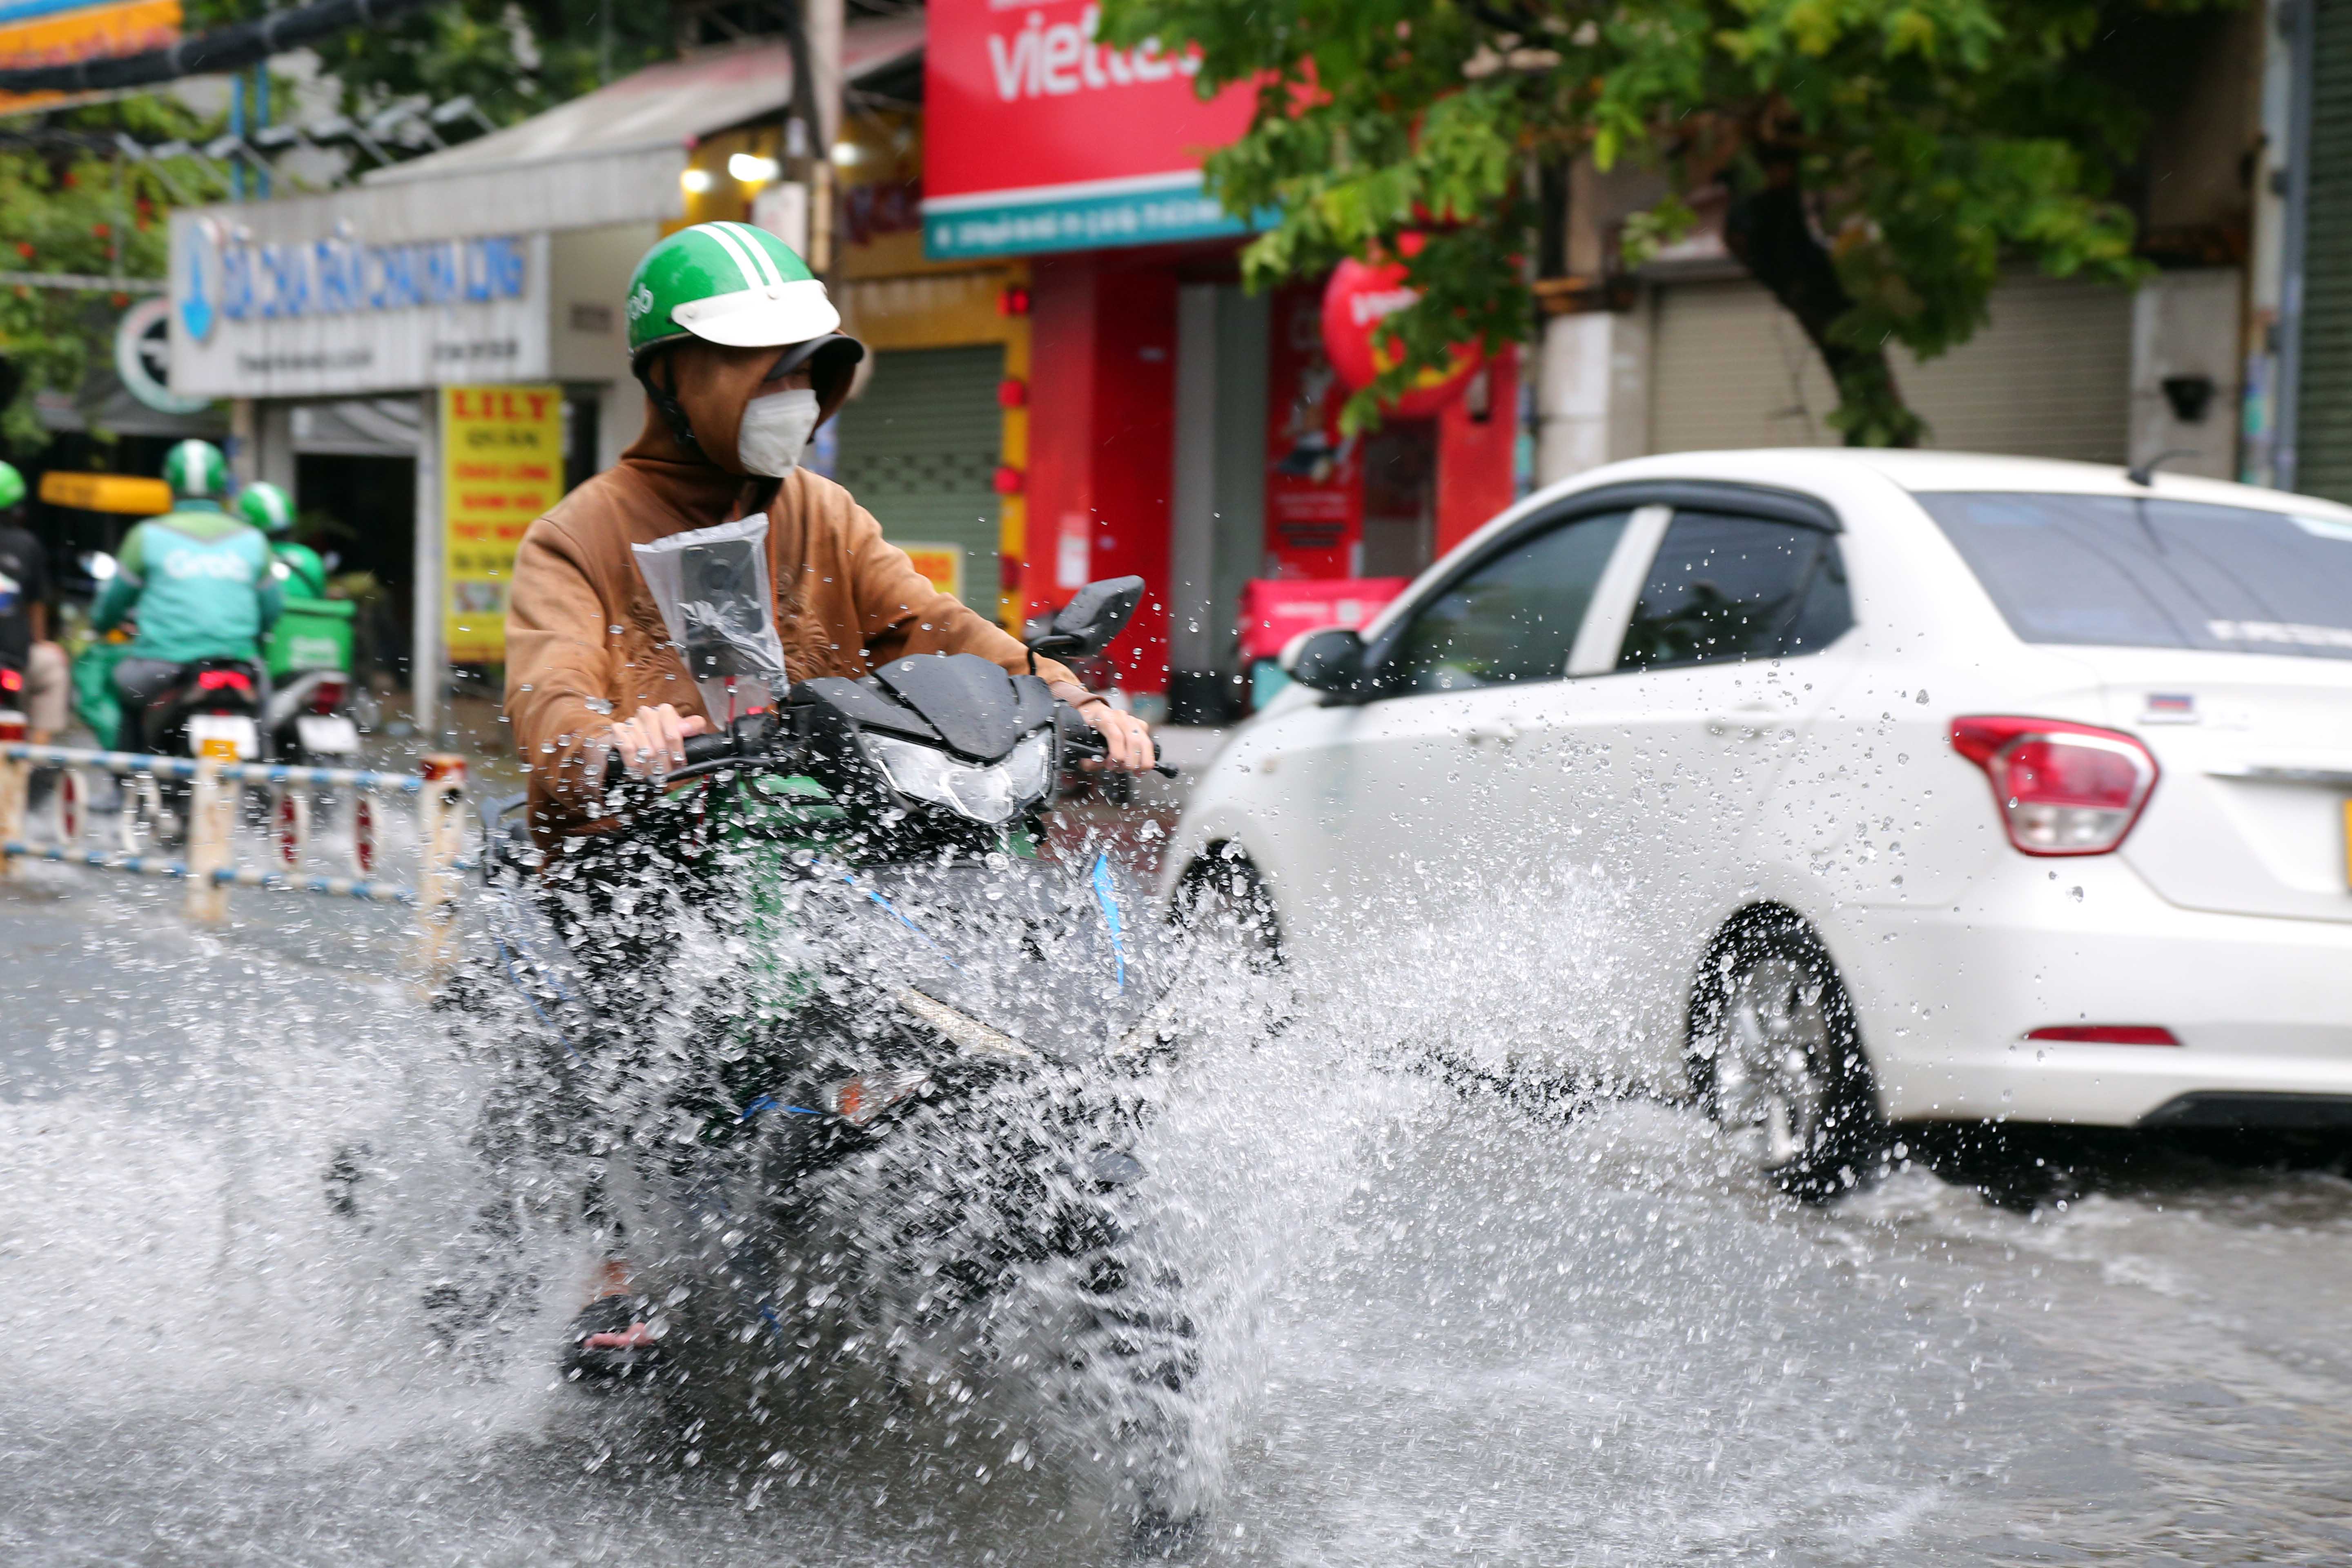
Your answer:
(1918, 493), (2352, 660)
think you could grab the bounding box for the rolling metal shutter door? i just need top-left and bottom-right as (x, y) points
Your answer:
(2298, 0), (2352, 501)
(1651, 274), (2132, 461)
(830, 345), (1002, 608)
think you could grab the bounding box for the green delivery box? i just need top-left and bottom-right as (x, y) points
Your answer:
(266, 595), (355, 679)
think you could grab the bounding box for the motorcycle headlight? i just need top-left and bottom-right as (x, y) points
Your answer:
(1003, 728), (1054, 797)
(867, 731), (1053, 824)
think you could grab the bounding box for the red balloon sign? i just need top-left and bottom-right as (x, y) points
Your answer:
(1320, 254), (1483, 418)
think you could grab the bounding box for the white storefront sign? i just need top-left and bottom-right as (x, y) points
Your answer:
(168, 212), (550, 399)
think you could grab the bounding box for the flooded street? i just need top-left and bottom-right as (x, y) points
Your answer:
(7, 866), (2352, 1566)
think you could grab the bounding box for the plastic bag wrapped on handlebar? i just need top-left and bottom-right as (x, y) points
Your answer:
(631, 517), (788, 721)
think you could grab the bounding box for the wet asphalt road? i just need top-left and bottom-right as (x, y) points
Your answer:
(7, 858), (2352, 1567)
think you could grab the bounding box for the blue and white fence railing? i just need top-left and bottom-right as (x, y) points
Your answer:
(0, 710), (470, 959)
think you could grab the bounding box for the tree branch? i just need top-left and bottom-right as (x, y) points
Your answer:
(1722, 156), (1924, 448)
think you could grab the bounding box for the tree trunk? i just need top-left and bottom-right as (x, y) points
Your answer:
(1722, 164), (1923, 448)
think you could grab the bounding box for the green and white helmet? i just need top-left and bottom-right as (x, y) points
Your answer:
(0, 460), (23, 512)
(625, 222), (840, 363)
(163, 439), (230, 501)
(236, 480), (294, 535)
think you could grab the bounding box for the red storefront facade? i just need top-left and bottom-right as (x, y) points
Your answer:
(922, 0), (1520, 719)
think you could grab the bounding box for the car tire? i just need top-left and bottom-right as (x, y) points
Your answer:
(1688, 911), (1885, 1202)
(1169, 848), (1282, 971)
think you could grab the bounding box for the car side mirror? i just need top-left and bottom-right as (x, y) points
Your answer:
(1285, 626), (1369, 699)
(1026, 575), (1145, 660)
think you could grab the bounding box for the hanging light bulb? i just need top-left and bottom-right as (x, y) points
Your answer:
(728, 153), (780, 185)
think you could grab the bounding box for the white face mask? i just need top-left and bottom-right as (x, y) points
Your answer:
(735, 387), (820, 477)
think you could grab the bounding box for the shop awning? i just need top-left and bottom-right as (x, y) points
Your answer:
(354, 18), (924, 241)
(191, 19), (921, 250)
(39, 472), (172, 515)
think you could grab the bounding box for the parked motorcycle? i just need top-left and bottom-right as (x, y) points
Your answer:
(263, 588), (363, 771)
(462, 577), (1206, 1552)
(262, 668), (362, 771)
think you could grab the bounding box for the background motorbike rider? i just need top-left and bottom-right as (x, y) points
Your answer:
(237, 481), (329, 597)
(493, 221), (1156, 1363)
(89, 439), (281, 752)
(0, 460), (70, 746)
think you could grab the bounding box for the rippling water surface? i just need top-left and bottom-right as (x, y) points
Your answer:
(7, 862), (2352, 1566)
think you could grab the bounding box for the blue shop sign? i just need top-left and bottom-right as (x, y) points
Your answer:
(178, 227), (530, 344)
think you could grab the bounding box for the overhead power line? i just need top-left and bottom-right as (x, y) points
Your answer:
(0, 270), (165, 293)
(0, 0), (438, 96)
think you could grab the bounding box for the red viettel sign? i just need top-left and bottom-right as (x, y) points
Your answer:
(923, 0), (1256, 259)
(1322, 254), (1483, 418)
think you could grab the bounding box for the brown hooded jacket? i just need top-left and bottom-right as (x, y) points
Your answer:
(504, 341), (1085, 852)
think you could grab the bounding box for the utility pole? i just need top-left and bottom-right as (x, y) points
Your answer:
(412, 391), (445, 743)
(773, 0), (841, 272)
(804, 0), (840, 274)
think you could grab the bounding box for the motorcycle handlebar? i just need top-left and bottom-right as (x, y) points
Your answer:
(601, 728), (739, 786)
(1059, 728), (1177, 779)
(601, 709), (1176, 786)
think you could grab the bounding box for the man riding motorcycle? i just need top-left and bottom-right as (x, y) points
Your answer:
(89, 440), (280, 753)
(237, 480), (329, 598)
(0, 460), (70, 745)
(508, 220), (1152, 827)
(499, 222), (1157, 1369)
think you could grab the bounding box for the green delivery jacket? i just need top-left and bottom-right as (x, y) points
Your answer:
(91, 502), (283, 664)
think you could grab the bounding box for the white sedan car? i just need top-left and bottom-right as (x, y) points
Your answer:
(1165, 450), (2352, 1194)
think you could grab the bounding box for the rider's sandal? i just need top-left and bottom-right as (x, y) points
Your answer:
(561, 1293), (662, 1381)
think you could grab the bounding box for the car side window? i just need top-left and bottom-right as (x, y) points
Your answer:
(1617, 511), (1851, 673)
(1377, 510), (1633, 695)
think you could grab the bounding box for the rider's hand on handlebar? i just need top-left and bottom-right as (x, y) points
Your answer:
(606, 703), (710, 781)
(1076, 698), (1156, 773)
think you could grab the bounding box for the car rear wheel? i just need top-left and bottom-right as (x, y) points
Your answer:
(1690, 915), (1884, 1201)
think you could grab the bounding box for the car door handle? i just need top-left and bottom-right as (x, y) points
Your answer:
(1707, 707), (1783, 740)
(1466, 722), (1521, 747)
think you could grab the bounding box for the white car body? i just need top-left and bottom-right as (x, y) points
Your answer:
(1165, 450), (2352, 1130)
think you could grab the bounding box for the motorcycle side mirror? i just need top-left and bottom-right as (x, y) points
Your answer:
(1026, 575), (1145, 660)
(1285, 626), (1370, 700)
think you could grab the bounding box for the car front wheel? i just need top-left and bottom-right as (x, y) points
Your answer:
(1690, 915), (1884, 1201)
(1169, 849), (1281, 972)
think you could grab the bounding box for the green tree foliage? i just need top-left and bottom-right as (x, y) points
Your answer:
(0, 97), (225, 452)
(1104, 0), (2218, 443)
(189, 0), (674, 127)
(1, 0), (674, 451)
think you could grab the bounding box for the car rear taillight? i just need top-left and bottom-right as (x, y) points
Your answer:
(196, 668), (253, 692)
(2025, 1025), (2180, 1046)
(1951, 715), (2158, 856)
(0, 667), (20, 693)
(308, 677), (347, 715)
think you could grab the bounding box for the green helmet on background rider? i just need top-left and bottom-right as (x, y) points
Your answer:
(235, 480), (295, 537)
(162, 439), (231, 503)
(0, 459), (23, 514)
(623, 223), (864, 455)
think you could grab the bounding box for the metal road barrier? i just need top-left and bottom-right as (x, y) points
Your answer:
(0, 710), (469, 965)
